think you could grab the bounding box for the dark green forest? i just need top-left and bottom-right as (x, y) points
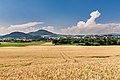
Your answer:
(52, 36), (120, 46)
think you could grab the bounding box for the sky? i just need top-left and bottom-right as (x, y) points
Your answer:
(0, 0), (120, 35)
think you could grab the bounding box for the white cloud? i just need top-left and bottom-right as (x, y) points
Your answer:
(0, 22), (43, 35)
(42, 26), (55, 32)
(0, 22), (56, 35)
(61, 10), (120, 34)
(8, 22), (43, 32)
(85, 10), (101, 27)
(0, 27), (8, 35)
(1, 10), (120, 35)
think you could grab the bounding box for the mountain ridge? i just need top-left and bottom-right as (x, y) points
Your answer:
(28, 29), (56, 36)
(2, 29), (57, 38)
(2, 32), (32, 38)
(1, 29), (120, 39)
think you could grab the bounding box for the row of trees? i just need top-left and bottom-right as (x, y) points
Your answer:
(0, 37), (53, 42)
(52, 37), (120, 46)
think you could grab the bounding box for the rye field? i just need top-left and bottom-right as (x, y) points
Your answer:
(0, 45), (120, 80)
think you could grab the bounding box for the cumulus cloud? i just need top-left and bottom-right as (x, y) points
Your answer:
(85, 10), (101, 27)
(61, 10), (120, 34)
(1, 10), (120, 35)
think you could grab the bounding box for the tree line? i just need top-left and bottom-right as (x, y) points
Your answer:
(52, 37), (120, 46)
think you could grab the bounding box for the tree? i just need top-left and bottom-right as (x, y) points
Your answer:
(98, 40), (105, 45)
(111, 39), (117, 45)
(85, 42), (91, 46)
(52, 39), (58, 45)
(117, 40), (120, 45)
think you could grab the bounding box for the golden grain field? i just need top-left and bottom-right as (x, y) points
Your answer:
(0, 46), (120, 80)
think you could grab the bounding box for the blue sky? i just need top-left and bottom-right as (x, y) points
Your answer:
(0, 0), (120, 34)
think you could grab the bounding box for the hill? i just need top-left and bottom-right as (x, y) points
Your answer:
(1, 30), (57, 39)
(28, 30), (56, 36)
(2, 32), (31, 38)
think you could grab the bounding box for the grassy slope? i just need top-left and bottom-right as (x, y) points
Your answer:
(0, 41), (49, 47)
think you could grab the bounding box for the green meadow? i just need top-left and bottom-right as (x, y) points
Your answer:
(0, 41), (48, 47)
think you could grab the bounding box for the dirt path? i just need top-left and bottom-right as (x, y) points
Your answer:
(57, 48), (77, 63)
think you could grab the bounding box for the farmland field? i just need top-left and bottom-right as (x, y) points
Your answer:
(0, 45), (120, 80)
(0, 41), (47, 47)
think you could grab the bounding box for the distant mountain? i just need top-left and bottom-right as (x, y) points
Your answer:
(2, 32), (31, 38)
(28, 29), (56, 36)
(103, 33), (120, 36)
(1, 30), (57, 39)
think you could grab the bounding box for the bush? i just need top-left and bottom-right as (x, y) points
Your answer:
(52, 40), (58, 45)
(78, 43), (85, 46)
(93, 43), (100, 46)
(85, 42), (91, 46)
